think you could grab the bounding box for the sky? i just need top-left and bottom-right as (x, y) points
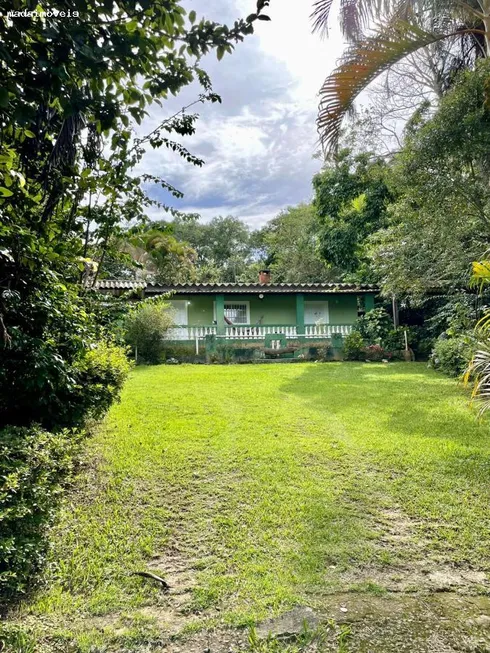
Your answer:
(137, 0), (345, 229)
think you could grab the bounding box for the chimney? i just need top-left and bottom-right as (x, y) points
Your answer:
(259, 269), (271, 285)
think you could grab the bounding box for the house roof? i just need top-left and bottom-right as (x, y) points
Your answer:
(96, 280), (145, 290)
(96, 280), (378, 294)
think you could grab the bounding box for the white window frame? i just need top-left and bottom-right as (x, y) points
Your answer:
(213, 300), (251, 325)
(169, 299), (189, 325)
(304, 300), (330, 325)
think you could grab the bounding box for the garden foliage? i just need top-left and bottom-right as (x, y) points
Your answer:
(430, 335), (476, 378)
(0, 426), (83, 596)
(124, 298), (176, 364)
(0, 0), (269, 600)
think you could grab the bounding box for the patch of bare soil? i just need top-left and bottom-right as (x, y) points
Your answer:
(155, 594), (490, 653)
(331, 504), (490, 595)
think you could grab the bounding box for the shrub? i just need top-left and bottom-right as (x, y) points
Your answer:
(60, 342), (132, 426)
(124, 298), (175, 364)
(0, 425), (83, 597)
(343, 331), (365, 360)
(364, 344), (390, 361)
(304, 345), (332, 361)
(383, 327), (408, 354)
(430, 334), (475, 377)
(356, 308), (392, 344)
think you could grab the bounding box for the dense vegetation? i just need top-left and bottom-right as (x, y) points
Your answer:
(1, 0), (490, 618)
(0, 0), (270, 599)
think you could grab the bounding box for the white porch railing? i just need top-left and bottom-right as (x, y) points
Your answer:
(225, 325), (298, 339)
(166, 325), (217, 340)
(165, 324), (353, 341)
(304, 324), (353, 338)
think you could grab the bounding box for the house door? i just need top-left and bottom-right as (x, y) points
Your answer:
(169, 300), (188, 340)
(304, 301), (329, 324)
(169, 300), (188, 325)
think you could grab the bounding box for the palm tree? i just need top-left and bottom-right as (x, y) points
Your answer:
(315, 0), (490, 151)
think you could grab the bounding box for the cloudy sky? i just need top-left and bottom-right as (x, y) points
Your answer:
(137, 0), (345, 229)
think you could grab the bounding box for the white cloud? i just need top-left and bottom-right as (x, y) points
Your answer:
(136, 0), (345, 228)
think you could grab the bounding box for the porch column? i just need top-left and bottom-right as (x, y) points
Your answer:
(296, 293), (305, 338)
(216, 293), (225, 336)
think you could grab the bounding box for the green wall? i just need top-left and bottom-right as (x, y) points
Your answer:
(173, 293), (370, 326)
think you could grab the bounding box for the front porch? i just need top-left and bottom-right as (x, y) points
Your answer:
(164, 291), (371, 343)
(166, 323), (354, 341)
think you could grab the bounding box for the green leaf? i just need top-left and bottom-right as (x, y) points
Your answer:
(189, 10), (196, 24)
(217, 46), (225, 61)
(0, 187), (13, 197)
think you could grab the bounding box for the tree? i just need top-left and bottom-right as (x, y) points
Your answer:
(368, 62), (490, 304)
(0, 0), (270, 424)
(252, 204), (333, 283)
(124, 298), (175, 364)
(312, 150), (391, 281)
(313, 0), (489, 150)
(168, 215), (254, 282)
(123, 228), (197, 284)
(0, 0), (270, 595)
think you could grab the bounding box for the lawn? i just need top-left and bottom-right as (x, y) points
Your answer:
(5, 362), (490, 652)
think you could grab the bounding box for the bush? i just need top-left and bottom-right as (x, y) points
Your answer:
(430, 334), (475, 377)
(0, 425), (83, 597)
(124, 298), (175, 364)
(343, 331), (365, 360)
(356, 308), (392, 344)
(365, 344), (390, 361)
(59, 342), (132, 427)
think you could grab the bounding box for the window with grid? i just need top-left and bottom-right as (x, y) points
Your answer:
(224, 303), (248, 324)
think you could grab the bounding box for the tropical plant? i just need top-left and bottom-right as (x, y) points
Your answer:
(431, 333), (476, 377)
(368, 61), (490, 302)
(342, 330), (366, 360)
(124, 299), (176, 364)
(356, 307), (392, 344)
(123, 228), (198, 284)
(313, 0), (489, 150)
(464, 260), (490, 413)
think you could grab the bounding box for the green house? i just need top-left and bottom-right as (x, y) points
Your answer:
(98, 272), (377, 345)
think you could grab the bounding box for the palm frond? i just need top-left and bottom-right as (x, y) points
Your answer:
(311, 0), (412, 38)
(311, 0), (335, 36)
(465, 342), (490, 416)
(317, 20), (460, 152)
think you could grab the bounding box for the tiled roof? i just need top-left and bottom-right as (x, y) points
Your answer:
(97, 280), (378, 294)
(96, 280), (146, 290)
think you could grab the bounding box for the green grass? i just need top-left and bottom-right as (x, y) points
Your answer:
(5, 362), (490, 651)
